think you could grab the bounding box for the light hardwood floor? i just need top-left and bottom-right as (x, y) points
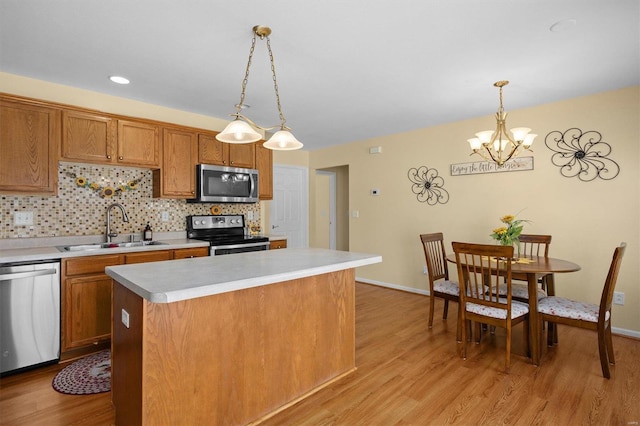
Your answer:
(1, 283), (638, 425)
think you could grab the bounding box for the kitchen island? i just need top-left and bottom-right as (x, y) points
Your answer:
(105, 248), (382, 425)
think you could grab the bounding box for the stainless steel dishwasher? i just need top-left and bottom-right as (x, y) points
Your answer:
(0, 260), (60, 375)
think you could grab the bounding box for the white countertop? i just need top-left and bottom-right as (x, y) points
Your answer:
(0, 237), (209, 264)
(106, 248), (382, 303)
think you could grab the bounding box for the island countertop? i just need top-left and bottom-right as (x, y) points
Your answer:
(105, 247), (382, 303)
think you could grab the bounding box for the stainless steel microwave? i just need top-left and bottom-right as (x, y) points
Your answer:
(189, 164), (259, 203)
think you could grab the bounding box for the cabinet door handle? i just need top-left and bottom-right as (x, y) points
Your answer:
(106, 155), (112, 159)
(119, 156), (123, 160)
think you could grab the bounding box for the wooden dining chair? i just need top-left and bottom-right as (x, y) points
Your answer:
(420, 233), (460, 339)
(537, 242), (626, 379)
(452, 242), (530, 373)
(506, 234), (553, 302)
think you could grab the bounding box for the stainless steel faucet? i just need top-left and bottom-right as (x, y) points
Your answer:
(106, 203), (130, 243)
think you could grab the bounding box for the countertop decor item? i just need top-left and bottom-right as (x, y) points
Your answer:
(216, 25), (302, 151)
(63, 168), (143, 198)
(490, 213), (530, 249)
(407, 165), (449, 205)
(466, 80), (536, 166)
(544, 128), (620, 182)
(52, 350), (111, 395)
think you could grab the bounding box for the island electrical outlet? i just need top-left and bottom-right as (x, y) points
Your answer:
(121, 309), (130, 328)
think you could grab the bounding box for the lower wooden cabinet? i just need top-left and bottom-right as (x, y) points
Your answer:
(173, 247), (209, 259)
(61, 247), (208, 359)
(124, 250), (173, 264)
(270, 239), (287, 250)
(61, 254), (122, 360)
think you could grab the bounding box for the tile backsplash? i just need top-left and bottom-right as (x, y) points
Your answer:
(0, 162), (260, 240)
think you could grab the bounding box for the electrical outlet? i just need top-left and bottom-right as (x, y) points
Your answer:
(423, 266), (428, 275)
(121, 309), (130, 328)
(14, 211), (33, 225)
(613, 291), (625, 305)
(161, 211), (170, 222)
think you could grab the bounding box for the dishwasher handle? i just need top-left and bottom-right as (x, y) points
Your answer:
(0, 269), (58, 281)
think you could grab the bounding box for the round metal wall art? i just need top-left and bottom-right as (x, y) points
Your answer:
(544, 128), (620, 182)
(407, 166), (449, 205)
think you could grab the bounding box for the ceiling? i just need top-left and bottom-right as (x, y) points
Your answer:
(1, 1), (638, 151)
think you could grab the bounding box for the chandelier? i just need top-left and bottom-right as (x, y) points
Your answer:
(467, 81), (536, 165)
(216, 25), (303, 151)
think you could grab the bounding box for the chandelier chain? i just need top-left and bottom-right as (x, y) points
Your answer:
(236, 32), (258, 114)
(265, 35), (287, 129)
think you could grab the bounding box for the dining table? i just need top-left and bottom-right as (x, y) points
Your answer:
(446, 252), (581, 365)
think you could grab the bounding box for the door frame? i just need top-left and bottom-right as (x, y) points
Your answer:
(316, 170), (336, 249)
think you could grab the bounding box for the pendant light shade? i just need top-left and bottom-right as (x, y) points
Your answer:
(263, 130), (303, 150)
(216, 25), (303, 151)
(216, 119), (262, 143)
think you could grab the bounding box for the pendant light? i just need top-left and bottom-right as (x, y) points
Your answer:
(217, 25), (303, 151)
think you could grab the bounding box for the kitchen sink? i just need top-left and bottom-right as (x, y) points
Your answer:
(57, 241), (167, 252)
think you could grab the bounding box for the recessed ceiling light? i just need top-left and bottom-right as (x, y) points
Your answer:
(550, 19), (577, 32)
(109, 75), (130, 85)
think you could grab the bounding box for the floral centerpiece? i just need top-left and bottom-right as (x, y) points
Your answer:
(490, 214), (529, 251)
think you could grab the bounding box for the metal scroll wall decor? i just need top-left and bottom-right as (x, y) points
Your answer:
(544, 128), (620, 182)
(407, 166), (450, 205)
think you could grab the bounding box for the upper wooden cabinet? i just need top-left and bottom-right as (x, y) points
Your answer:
(2, 94), (273, 200)
(0, 97), (60, 195)
(61, 111), (160, 168)
(255, 142), (273, 200)
(62, 110), (116, 163)
(117, 120), (160, 167)
(198, 133), (255, 168)
(153, 128), (198, 198)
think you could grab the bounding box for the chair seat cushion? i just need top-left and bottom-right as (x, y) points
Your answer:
(538, 296), (609, 322)
(498, 283), (547, 300)
(433, 279), (459, 296)
(466, 299), (529, 319)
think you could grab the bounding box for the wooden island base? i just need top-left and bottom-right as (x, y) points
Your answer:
(112, 269), (356, 425)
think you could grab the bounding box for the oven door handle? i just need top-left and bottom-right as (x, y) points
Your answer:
(210, 241), (270, 251)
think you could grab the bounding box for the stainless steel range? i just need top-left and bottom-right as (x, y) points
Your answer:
(186, 215), (270, 256)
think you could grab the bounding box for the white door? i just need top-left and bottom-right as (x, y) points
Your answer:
(270, 165), (309, 248)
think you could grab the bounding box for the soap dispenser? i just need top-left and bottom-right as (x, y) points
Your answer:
(143, 222), (153, 241)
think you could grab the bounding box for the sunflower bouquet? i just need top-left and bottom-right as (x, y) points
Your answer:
(490, 214), (529, 247)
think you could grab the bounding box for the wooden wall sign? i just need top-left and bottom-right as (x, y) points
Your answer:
(450, 156), (534, 176)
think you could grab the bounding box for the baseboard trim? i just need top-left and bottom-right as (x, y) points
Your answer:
(355, 277), (640, 340)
